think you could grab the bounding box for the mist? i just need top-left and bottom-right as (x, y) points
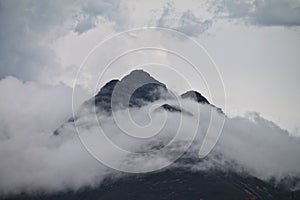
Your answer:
(0, 76), (300, 196)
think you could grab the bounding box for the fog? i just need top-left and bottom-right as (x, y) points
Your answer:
(0, 76), (299, 195)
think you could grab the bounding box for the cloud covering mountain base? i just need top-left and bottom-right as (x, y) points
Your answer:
(0, 76), (299, 196)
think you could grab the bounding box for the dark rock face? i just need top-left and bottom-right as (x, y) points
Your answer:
(113, 70), (168, 108)
(94, 79), (119, 112)
(93, 70), (168, 112)
(181, 90), (210, 104)
(128, 82), (167, 107)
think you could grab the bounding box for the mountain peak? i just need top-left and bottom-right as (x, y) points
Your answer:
(120, 69), (165, 88)
(93, 70), (168, 112)
(128, 69), (151, 76)
(92, 70), (214, 113)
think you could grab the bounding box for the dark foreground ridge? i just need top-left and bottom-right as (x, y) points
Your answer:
(3, 169), (298, 200)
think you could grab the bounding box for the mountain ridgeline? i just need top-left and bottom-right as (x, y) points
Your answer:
(90, 69), (212, 114)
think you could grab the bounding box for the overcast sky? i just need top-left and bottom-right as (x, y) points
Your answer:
(0, 0), (299, 134)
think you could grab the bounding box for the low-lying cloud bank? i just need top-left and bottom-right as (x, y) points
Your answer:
(0, 76), (299, 195)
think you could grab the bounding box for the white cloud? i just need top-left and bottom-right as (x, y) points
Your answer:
(0, 76), (299, 195)
(73, 0), (129, 34)
(156, 2), (213, 36)
(0, 0), (127, 82)
(0, 77), (101, 195)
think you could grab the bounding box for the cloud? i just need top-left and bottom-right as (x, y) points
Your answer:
(154, 0), (300, 36)
(216, 112), (300, 182)
(0, 76), (103, 195)
(1, 0), (299, 84)
(156, 2), (213, 37)
(0, 0), (127, 82)
(214, 0), (300, 26)
(0, 1), (71, 81)
(0, 77), (300, 195)
(73, 0), (128, 34)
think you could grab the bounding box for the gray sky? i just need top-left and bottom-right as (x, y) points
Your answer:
(0, 0), (299, 134)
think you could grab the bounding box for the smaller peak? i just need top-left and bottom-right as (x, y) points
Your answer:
(181, 90), (209, 104)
